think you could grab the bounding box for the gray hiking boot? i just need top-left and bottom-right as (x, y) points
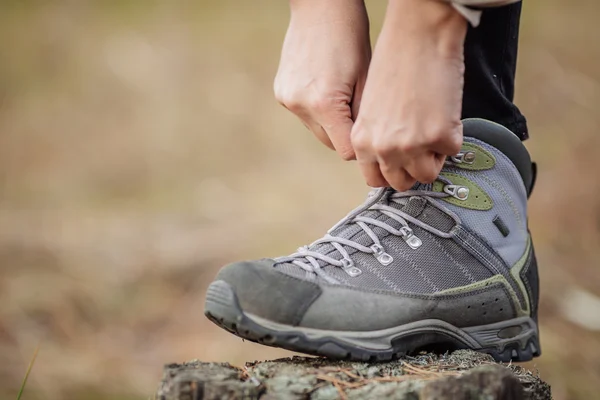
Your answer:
(204, 118), (541, 362)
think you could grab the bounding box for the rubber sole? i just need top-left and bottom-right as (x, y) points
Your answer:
(205, 280), (541, 363)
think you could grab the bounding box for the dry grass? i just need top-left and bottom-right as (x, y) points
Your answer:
(0, 1), (599, 399)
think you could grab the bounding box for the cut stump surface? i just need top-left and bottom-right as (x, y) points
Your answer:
(156, 350), (551, 400)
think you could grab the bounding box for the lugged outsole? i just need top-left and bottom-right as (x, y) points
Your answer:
(204, 280), (541, 363)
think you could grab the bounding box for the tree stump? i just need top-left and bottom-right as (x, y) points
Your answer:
(156, 350), (551, 400)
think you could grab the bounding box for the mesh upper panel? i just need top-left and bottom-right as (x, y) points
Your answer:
(322, 251), (435, 294)
(308, 228), (494, 294)
(387, 226), (491, 290)
(273, 136), (527, 296)
(412, 203), (456, 233)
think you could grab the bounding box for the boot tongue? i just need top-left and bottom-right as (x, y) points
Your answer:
(411, 182), (433, 191)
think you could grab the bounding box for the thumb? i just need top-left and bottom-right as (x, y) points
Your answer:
(351, 73), (367, 121)
(322, 114), (356, 161)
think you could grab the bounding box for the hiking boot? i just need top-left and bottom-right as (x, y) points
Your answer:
(204, 118), (541, 362)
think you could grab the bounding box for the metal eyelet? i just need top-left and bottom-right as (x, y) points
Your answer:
(370, 244), (393, 266)
(341, 257), (362, 277)
(443, 184), (470, 200)
(451, 151), (476, 165)
(463, 151), (476, 163)
(399, 226), (422, 249)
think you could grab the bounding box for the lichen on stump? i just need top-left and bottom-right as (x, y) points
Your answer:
(156, 350), (551, 400)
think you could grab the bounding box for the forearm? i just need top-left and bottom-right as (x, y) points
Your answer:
(287, 0), (370, 56)
(445, 0), (523, 26)
(383, 0), (467, 57)
(289, 0), (368, 25)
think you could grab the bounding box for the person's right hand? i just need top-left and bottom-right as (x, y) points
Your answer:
(274, 0), (371, 160)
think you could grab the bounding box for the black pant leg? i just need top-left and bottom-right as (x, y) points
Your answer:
(461, 2), (528, 140)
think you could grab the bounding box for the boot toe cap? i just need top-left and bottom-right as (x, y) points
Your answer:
(212, 259), (322, 325)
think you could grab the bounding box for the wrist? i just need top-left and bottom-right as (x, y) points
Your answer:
(289, 0), (367, 24)
(384, 0), (467, 55)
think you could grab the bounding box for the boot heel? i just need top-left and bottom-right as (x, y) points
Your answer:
(463, 316), (541, 362)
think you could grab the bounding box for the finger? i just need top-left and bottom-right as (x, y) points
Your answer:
(380, 163), (416, 191)
(308, 122), (336, 151)
(429, 123), (464, 156)
(350, 73), (367, 121)
(294, 111), (336, 151)
(322, 115), (356, 160)
(357, 160), (389, 188)
(434, 152), (446, 169)
(278, 96), (338, 151)
(291, 98), (356, 159)
(404, 152), (446, 183)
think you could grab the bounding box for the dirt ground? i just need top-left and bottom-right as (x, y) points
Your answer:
(1, 1), (599, 399)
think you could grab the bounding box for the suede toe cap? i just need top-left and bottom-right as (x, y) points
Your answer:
(214, 259), (322, 326)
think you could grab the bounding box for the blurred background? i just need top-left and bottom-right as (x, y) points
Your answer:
(0, 0), (599, 399)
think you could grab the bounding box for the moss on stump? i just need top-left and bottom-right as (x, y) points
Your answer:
(156, 350), (551, 400)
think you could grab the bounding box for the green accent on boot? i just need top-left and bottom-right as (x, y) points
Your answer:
(433, 173), (494, 211)
(453, 142), (496, 171)
(510, 236), (532, 315)
(438, 235), (534, 317)
(437, 274), (529, 317)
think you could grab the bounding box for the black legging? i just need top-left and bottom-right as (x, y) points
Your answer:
(462, 2), (528, 140)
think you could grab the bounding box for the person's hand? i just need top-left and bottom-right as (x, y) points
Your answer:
(351, 0), (468, 190)
(274, 0), (371, 160)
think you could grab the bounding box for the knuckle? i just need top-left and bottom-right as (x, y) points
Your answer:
(352, 140), (369, 155)
(428, 123), (454, 139)
(351, 137), (368, 152)
(273, 77), (281, 96)
(276, 93), (302, 111)
(273, 84), (306, 112)
(396, 139), (416, 154)
(350, 127), (369, 151)
(419, 170), (438, 183)
(427, 123), (463, 154)
(378, 162), (394, 173)
(447, 131), (464, 154)
(447, 141), (462, 155)
(372, 140), (396, 157)
(273, 81), (286, 103)
(273, 89), (284, 104)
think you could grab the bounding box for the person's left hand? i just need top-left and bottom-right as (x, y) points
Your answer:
(274, 0), (371, 161)
(351, 0), (468, 191)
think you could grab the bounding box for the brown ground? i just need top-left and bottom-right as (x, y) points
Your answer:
(0, 1), (599, 399)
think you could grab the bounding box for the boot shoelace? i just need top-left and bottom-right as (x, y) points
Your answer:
(273, 176), (464, 282)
